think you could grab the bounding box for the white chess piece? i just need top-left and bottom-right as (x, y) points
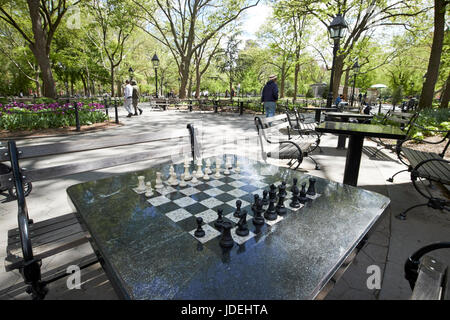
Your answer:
(203, 168), (210, 180)
(224, 157), (231, 175)
(191, 171), (198, 184)
(155, 172), (163, 189)
(183, 158), (192, 181)
(214, 165), (221, 178)
(196, 159), (203, 178)
(205, 158), (212, 174)
(235, 160), (241, 173)
(145, 182), (153, 197)
(169, 169), (178, 186)
(137, 176), (146, 191)
(179, 173), (187, 187)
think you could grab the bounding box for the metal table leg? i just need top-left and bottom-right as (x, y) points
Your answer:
(343, 135), (364, 186)
(315, 110), (321, 123)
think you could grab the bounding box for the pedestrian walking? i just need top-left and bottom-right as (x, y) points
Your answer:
(131, 80), (143, 115)
(261, 74), (278, 118)
(123, 80), (134, 118)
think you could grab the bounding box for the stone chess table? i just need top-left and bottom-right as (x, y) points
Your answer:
(67, 155), (390, 299)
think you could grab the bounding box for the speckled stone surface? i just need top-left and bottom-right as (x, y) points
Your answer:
(67, 155), (390, 300)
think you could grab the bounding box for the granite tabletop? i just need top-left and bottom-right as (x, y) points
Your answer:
(316, 122), (406, 139)
(324, 112), (374, 119)
(67, 155), (390, 300)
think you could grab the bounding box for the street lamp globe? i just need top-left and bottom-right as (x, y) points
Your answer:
(328, 14), (348, 40)
(352, 60), (360, 73)
(151, 53), (160, 69)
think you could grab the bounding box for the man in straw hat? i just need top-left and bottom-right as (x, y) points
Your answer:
(261, 74), (278, 117)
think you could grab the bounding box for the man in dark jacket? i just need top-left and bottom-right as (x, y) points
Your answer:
(261, 75), (278, 117)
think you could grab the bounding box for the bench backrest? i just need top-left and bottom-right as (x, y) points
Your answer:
(254, 115), (290, 146)
(383, 110), (418, 132)
(0, 129), (190, 188)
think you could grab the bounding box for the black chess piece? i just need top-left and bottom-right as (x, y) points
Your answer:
(299, 182), (308, 204)
(276, 185), (287, 215)
(251, 194), (260, 213)
(291, 178), (298, 193)
(264, 184), (277, 220)
(234, 200), (242, 217)
(252, 199), (265, 225)
(280, 181), (287, 197)
(236, 210), (249, 237)
(194, 217), (205, 238)
(262, 190), (269, 205)
(219, 221), (234, 248)
(307, 178), (316, 196)
(290, 182), (301, 209)
(214, 208), (224, 229)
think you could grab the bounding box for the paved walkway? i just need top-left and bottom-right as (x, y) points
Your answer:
(1, 103), (449, 300)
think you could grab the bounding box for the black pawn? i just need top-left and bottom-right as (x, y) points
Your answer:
(251, 194), (260, 213)
(194, 217), (205, 238)
(253, 199), (265, 225)
(219, 221), (234, 248)
(307, 178), (316, 196)
(276, 185), (287, 215)
(299, 182), (308, 204)
(214, 208), (224, 229)
(279, 181), (287, 197)
(289, 182), (301, 208)
(291, 178), (298, 193)
(264, 184), (277, 220)
(236, 210), (249, 237)
(234, 200), (242, 217)
(262, 190), (269, 205)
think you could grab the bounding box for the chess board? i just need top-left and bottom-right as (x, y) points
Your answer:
(135, 159), (321, 249)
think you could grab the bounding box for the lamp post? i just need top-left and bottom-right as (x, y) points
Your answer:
(151, 53), (160, 98)
(326, 14), (348, 108)
(350, 59), (360, 108)
(128, 67), (134, 81)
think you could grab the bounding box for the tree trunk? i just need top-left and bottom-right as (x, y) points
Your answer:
(195, 64), (201, 99)
(81, 75), (87, 96)
(293, 60), (300, 102)
(440, 72), (450, 109)
(343, 68), (350, 100)
(418, 0), (447, 110)
(280, 62), (286, 99)
(179, 58), (191, 99)
(110, 64), (115, 97)
(332, 55), (345, 101)
(34, 71), (41, 97)
(188, 73), (193, 98)
(27, 0), (56, 98)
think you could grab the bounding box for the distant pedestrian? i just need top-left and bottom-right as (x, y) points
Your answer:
(261, 74), (279, 118)
(131, 80), (142, 115)
(231, 87), (235, 97)
(335, 94), (343, 106)
(225, 89), (229, 97)
(123, 80), (134, 118)
(358, 92), (362, 103)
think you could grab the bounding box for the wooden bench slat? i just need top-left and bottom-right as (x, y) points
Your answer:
(4, 144), (190, 187)
(7, 223), (85, 256)
(8, 215), (80, 245)
(7, 213), (77, 238)
(0, 130), (188, 161)
(403, 148), (450, 184)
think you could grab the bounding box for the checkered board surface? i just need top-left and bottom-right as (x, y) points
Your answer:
(136, 169), (321, 246)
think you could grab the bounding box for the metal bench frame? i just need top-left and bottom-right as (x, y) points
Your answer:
(254, 115), (319, 170)
(387, 125), (450, 220)
(0, 129), (191, 299)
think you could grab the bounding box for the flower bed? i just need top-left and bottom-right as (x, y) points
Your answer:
(0, 102), (109, 131)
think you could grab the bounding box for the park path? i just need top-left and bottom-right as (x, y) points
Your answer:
(1, 103), (449, 300)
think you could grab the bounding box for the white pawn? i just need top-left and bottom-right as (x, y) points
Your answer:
(214, 165), (221, 179)
(203, 168), (210, 180)
(191, 171), (198, 184)
(196, 159), (203, 178)
(155, 172), (163, 189)
(179, 173), (187, 187)
(170, 169), (178, 186)
(224, 157), (231, 175)
(205, 158), (212, 174)
(184, 158), (192, 181)
(235, 160), (241, 173)
(145, 182), (153, 197)
(137, 176), (146, 191)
